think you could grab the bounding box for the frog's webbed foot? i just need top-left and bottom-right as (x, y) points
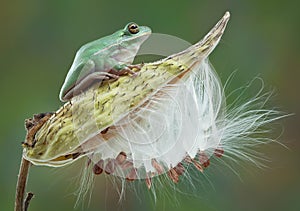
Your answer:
(127, 64), (144, 77)
(111, 64), (143, 78)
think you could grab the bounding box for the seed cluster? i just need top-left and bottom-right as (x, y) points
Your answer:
(89, 148), (224, 188)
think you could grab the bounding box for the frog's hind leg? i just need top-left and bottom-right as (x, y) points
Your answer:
(75, 71), (119, 91)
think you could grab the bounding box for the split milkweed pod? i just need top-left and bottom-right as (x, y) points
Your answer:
(22, 11), (284, 200)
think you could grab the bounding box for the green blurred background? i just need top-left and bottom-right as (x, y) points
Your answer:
(1, 0), (299, 210)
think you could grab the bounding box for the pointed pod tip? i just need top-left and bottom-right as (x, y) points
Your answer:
(224, 11), (230, 19)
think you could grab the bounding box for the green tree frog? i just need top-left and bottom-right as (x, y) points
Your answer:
(59, 22), (151, 102)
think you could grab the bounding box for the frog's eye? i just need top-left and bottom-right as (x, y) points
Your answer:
(128, 23), (139, 34)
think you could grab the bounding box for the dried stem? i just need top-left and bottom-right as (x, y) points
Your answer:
(15, 157), (32, 211)
(24, 192), (34, 211)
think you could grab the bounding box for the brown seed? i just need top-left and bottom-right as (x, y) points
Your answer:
(184, 155), (192, 164)
(126, 168), (138, 181)
(198, 152), (210, 168)
(203, 159), (210, 168)
(214, 148), (224, 158)
(116, 151), (127, 165)
(145, 174), (152, 189)
(168, 168), (179, 183)
(105, 159), (116, 174)
(93, 160), (104, 175)
(192, 159), (203, 172)
(151, 159), (164, 175)
(174, 162), (185, 175)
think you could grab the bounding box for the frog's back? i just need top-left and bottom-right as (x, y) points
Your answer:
(60, 35), (118, 100)
(76, 35), (116, 60)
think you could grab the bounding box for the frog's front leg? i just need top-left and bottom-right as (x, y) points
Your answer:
(77, 71), (119, 88)
(64, 71), (119, 101)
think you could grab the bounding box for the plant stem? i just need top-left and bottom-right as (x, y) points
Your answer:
(15, 157), (32, 211)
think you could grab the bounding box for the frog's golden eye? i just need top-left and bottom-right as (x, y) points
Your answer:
(128, 23), (139, 34)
